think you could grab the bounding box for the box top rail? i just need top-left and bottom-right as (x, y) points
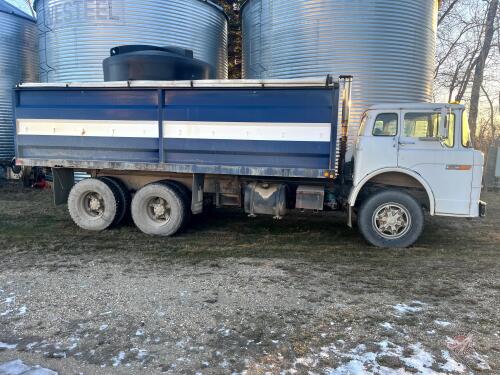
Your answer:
(18, 77), (337, 89)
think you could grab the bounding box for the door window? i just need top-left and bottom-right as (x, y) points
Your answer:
(372, 113), (398, 136)
(403, 112), (455, 147)
(404, 112), (440, 138)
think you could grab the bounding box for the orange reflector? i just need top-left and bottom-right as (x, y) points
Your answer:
(446, 165), (472, 171)
(324, 171), (330, 177)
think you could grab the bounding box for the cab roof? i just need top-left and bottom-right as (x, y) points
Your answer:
(367, 103), (465, 111)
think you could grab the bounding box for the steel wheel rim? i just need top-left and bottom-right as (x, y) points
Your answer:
(82, 191), (105, 218)
(146, 197), (171, 224)
(372, 202), (412, 239)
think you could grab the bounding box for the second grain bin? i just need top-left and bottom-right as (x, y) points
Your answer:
(242, 0), (438, 144)
(35, 0), (228, 82)
(0, 0), (38, 164)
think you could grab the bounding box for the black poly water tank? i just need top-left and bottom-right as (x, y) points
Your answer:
(103, 45), (216, 81)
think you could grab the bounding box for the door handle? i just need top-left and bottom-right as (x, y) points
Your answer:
(399, 140), (416, 145)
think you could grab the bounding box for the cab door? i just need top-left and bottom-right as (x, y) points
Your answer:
(397, 109), (473, 215)
(353, 111), (400, 186)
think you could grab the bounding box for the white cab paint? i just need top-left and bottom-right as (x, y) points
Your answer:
(397, 109), (473, 215)
(350, 103), (482, 218)
(353, 111), (399, 187)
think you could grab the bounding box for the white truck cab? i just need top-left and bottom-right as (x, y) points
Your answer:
(347, 103), (485, 247)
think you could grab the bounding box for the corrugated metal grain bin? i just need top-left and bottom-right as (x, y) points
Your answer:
(0, 0), (38, 163)
(242, 0), (438, 145)
(35, 0), (228, 82)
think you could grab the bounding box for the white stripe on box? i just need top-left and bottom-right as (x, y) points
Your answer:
(17, 119), (159, 138)
(17, 119), (332, 142)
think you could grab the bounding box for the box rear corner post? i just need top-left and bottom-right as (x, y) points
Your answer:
(337, 75), (353, 179)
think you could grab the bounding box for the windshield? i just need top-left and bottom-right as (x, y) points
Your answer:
(462, 111), (473, 148)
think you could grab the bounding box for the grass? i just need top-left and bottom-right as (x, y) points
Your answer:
(0, 181), (499, 374)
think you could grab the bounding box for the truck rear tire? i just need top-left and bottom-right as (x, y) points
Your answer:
(358, 190), (424, 248)
(161, 180), (192, 226)
(68, 178), (119, 231)
(131, 182), (186, 236)
(98, 176), (130, 225)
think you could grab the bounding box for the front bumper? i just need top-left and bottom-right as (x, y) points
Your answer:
(479, 201), (487, 217)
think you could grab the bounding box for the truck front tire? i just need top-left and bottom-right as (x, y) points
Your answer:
(68, 178), (120, 231)
(131, 182), (186, 236)
(358, 190), (424, 248)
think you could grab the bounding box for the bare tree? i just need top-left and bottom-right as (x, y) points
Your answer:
(435, 0), (500, 147)
(438, 0), (462, 26)
(468, 0), (499, 136)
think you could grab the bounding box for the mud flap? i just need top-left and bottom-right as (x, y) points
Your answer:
(191, 173), (205, 214)
(52, 168), (74, 205)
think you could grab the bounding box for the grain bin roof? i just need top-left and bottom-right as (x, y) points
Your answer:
(32, 0), (229, 20)
(0, 0), (35, 21)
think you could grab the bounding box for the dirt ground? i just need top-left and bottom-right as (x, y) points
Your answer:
(0, 181), (499, 374)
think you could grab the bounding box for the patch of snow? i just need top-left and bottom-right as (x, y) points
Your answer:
(294, 356), (318, 368)
(135, 328), (145, 336)
(321, 340), (467, 375)
(24, 367), (59, 375)
(3, 296), (15, 304)
(26, 342), (38, 350)
(1, 309), (13, 316)
(440, 350), (466, 373)
(136, 349), (148, 361)
(470, 351), (491, 370)
(380, 322), (393, 330)
(99, 324), (108, 331)
(427, 330), (436, 335)
(0, 360), (58, 375)
(393, 303), (423, 315)
(17, 306), (27, 315)
(218, 328), (231, 337)
(0, 341), (17, 350)
(435, 320), (452, 327)
(401, 343), (434, 373)
(112, 351), (126, 367)
(327, 358), (369, 375)
(0, 359), (31, 374)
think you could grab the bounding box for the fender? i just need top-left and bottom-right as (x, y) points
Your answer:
(348, 167), (436, 217)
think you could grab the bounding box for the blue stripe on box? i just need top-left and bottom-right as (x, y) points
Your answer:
(17, 135), (159, 163)
(164, 139), (330, 169)
(17, 135), (330, 169)
(164, 89), (333, 123)
(16, 88), (159, 121)
(16, 88), (334, 124)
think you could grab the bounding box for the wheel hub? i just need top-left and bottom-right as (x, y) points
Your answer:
(372, 203), (411, 239)
(147, 197), (171, 223)
(152, 201), (166, 217)
(89, 196), (101, 211)
(83, 192), (105, 217)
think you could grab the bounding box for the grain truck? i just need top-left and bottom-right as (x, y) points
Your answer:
(12, 76), (485, 248)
